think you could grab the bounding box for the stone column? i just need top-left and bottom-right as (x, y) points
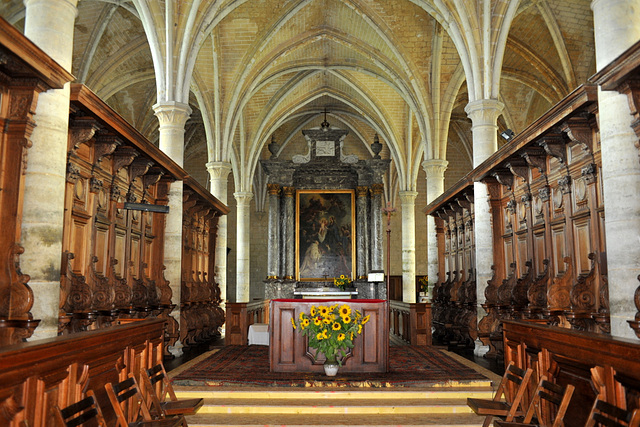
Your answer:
(21, 0), (78, 340)
(153, 101), (191, 356)
(356, 186), (369, 279)
(399, 191), (419, 303)
(282, 187), (295, 280)
(234, 191), (253, 302)
(423, 159), (449, 299)
(207, 161), (232, 308)
(592, 0), (640, 339)
(266, 184), (281, 279)
(465, 99), (504, 355)
(370, 183), (384, 271)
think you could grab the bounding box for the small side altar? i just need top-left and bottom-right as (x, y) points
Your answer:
(269, 298), (388, 373)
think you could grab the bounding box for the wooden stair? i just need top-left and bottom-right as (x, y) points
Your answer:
(174, 381), (496, 427)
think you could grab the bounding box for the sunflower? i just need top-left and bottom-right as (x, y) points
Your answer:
(318, 306), (329, 316)
(291, 318), (296, 329)
(314, 317), (322, 326)
(358, 324), (362, 334)
(310, 306), (316, 316)
(339, 304), (351, 317)
(341, 315), (351, 324)
(316, 331), (324, 340)
(321, 329), (328, 339)
(323, 317), (332, 324)
(332, 322), (341, 331)
(362, 314), (370, 325)
(299, 312), (306, 321)
(337, 333), (346, 342)
(301, 318), (310, 329)
(340, 274), (345, 279)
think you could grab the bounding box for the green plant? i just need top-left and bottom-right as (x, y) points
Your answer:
(333, 274), (352, 290)
(291, 303), (369, 366)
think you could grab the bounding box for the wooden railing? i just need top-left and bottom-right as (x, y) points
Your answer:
(503, 320), (640, 427)
(0, 319), (164, 426)
(389, 301), (432, 346)
(225, 300), (270, 345)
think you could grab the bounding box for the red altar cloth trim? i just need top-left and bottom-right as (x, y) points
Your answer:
(272, 299), (386, 303)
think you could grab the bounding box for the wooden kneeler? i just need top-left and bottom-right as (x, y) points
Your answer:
(467, 361), (534, 427)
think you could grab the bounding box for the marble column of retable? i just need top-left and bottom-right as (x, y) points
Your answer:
(266, 184), (281, 279)
(282, 187), (295, 280)
(370, 184), (384, 273)
(356, 186), (369, 279)
(21, 0), (78, 341)
(592, 0), (640, 339)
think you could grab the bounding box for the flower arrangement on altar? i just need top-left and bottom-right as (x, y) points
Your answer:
(291, 303), (370, 366)
(417, 275), (430, 294)
(333, 274), (352, 290)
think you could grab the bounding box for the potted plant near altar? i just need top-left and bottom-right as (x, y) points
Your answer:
(333, 274), (352, 290)
(291, 303), (370, 376)
(417, 275), (430, 302)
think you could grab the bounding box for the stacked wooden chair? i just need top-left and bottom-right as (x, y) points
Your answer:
(467, 361), (534, 427)
(55, 360), (200, 427)
(141, 363), (204, 418)
(494, 376), (575, 427)
(585, 399), (640, 427)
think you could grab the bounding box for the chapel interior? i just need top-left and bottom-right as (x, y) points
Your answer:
(2, 0), (640, 426)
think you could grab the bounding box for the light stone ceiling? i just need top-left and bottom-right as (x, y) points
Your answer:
(0, 0), (595, 198)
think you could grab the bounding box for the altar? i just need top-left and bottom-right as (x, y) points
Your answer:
(269, 298), (388, 373)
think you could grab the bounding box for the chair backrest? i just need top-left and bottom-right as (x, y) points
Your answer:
(519, 376), (575, 427)
(585, 399), (640, 427)
(55, 390), (107, 427)
(494, 362), (534, 406)
(142, 363), (178, 418)
(105, 373), (155, 427)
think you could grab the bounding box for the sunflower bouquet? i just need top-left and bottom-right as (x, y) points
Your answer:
(333, 274), (352, 290)
(291, 303), (370, 366)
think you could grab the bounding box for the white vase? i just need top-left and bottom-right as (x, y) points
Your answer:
(323, 362), (339, 377)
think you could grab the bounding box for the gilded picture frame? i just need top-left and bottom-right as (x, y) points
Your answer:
(296, 189), (355, 281)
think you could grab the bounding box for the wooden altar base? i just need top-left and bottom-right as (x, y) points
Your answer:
(269, 299), (388, 373)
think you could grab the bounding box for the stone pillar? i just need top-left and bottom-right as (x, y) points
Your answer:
(234, 191), (253, 302)
(207, 161), (232, 308)
(21, 0), (78, 340)
(465, 99), (504, 354)
(356, 186), (369, 279)
(153, 101), (191, 356)
(423, 159), (449, 300)
(266, 184), (281, 279)
(592, 0), (640, 339)
(370, 183), (384, 271)
(282, 187), (295, 280)
(399, 191), (419, 303)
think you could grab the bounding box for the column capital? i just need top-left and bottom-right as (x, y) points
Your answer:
(464, 99), (504, 126)
(421, 159), (449, 178)
(234, 191), (254, 206)
(267, 183), (281, 195)
(153, 101), (192, 128)
(356, 186), (369, 197)
(398, 190), (419, 206)
(282, 186), (295, 197)
(371, 183), (384, 195)
(206, 161), (233, 179)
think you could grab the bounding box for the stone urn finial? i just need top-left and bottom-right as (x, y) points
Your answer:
(371, 133), (382, 159)
(268, 134), (280, 158)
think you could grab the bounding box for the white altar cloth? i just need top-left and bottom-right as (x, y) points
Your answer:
(248, 323), (269, 345)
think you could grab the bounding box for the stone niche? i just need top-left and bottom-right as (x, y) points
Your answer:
(260, 121), (389, 300)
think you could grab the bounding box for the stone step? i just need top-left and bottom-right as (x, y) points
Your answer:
(184, 412), (485, 427)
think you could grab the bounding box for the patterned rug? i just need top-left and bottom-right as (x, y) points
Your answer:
(172, 345), (489, 388)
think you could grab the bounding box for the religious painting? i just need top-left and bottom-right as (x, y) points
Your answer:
(296, 190), (355, 281)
